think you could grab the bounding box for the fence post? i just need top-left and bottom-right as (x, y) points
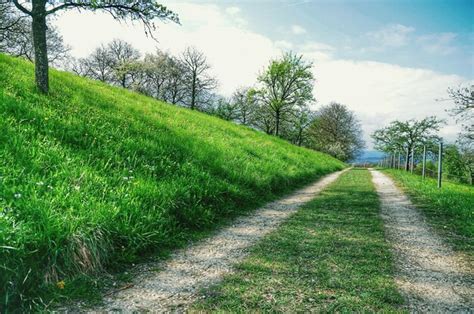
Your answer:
(437, 140), (443, 188)
(405, 148), (410, 171)
(422, 145), (426, 179)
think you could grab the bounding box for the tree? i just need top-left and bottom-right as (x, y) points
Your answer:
(10, 0), (179, 93)
(141, 50), (171, 99)
(0, 1), (24, 51)
(1, 17), (70, 67)
(232, 87), (258, 126)
(257, 52), (314, 136)
(447, 84), (473, 141)
(79, 44), (114, 83)
(372, 116), (443, 170)
(252, 101), (275, 135)
(139, 50), (186, 104)
(106, 39), (141, 88)
(308, 102), (364, 161)
(211, 96), (240, 121)
(443, 144), (474, 185)
(285, 103), (315, 146)
(180, 47), (217, 110)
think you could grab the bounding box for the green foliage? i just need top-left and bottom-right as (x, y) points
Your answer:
(372, 117), (443, 153)
(0, 54), (344, 310)
(384, 169), (474, 258)
(257, 52), (314, 136)
(308, 102), (365, 161)
(192, 169), (403, 312)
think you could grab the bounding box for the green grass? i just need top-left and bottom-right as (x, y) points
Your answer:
(383, 169), (474, 259)
(0, 54), (345, 311)
(191, 169), (404, 312)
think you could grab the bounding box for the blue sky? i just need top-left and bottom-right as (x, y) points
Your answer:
(54, 0), (473, 148)
(215, 0), (474, 77)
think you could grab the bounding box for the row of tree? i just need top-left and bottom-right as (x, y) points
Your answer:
(372, 85), (473, 184)
(68, 40), (365, 161)
(0, 1), (365, 162)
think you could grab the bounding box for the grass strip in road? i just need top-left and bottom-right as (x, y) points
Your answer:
(383, 169), (473, 259)
(191, 168), (404, 312)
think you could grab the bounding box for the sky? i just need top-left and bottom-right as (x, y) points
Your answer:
(52, 0), (474, 148)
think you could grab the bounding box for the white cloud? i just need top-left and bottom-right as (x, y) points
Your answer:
(53, 3), (465, 148)
(225, 6), (241, 15)
(367, 24), (415, 48)
(313, 59), (464, 146)
(291, 24), (307, 35)
(418, 32), (458, 55)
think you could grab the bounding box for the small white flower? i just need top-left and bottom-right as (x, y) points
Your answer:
(47, 185), (53, 190)
(14, 193), (21, 199)
(36, 181), (44, 186)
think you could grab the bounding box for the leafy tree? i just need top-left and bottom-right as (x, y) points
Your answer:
(252, 101), (275, 135)
(308, 102), (364, 161)
(257, 52), (314, 136)
(372, 116), (443, 170)
(443, 144), (474, 184)
(231, 87), (258, 125)
(286, 103), (315, 146)
(10, 0), (178, 93)
(212, 96), (240, 121)
(180, 46), (217, 110)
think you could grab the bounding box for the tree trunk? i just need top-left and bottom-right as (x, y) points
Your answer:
(191, 72), (196, 110)
(275, 110), (280, 136)
(297, 128), (303, 146)
(31, 0), (49, 93)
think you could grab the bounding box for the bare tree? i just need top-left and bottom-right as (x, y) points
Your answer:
(1, 17), (70, 67)
(80, 44), (114, 83)
(180, 47), (217, 110)
(448, 84), (473, 141)
(162, 56), (187, 105)
(10, 1), (178, 93)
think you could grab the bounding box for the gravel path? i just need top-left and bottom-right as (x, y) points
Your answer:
(370, 169), (474, 312)
(86, 170), (347, 312)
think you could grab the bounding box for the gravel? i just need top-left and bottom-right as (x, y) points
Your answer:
(83, 170), (347, 312)
(370, 169), (474, 313)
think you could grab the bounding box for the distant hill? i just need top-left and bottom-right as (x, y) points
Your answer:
(352, 150), (385, 164)
(0, 54), (345, 310)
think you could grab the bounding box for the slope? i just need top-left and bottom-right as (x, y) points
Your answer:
(0, 54), (345, 309)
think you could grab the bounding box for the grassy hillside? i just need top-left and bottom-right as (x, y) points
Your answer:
(383, 169), (473, 258)
(0, 54), (344, 309)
